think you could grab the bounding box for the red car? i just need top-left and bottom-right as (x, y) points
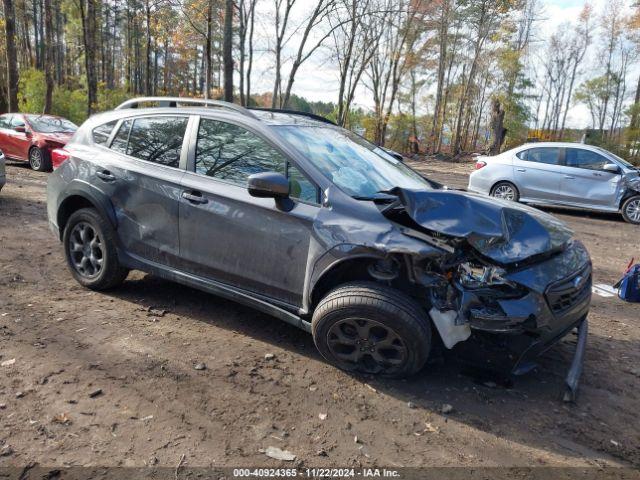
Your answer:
(0, 113), (77, 171)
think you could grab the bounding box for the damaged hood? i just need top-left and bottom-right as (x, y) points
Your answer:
(388, 188), (573, 264)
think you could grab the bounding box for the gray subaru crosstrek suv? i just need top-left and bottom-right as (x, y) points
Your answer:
(47, 97), (591, 397)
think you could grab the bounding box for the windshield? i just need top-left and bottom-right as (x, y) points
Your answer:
(275, 125), (431, 198)
(25, 115), (77, 133)
(594, 146), (636, 169)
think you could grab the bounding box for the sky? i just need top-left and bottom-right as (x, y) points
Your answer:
(245, 0), (634, 130)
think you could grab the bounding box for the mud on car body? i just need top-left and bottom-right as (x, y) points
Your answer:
(46, 97), (591, 398)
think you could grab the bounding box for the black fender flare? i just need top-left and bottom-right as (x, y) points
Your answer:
(56, 181), (118, 238)
(306, 244), (390, 309)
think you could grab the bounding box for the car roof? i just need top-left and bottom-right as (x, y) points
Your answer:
(516, 142), (592, 149)
(83, 106), (333, 129)
(84, 97), (334, 130)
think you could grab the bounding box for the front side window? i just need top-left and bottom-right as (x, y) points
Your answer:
(109, 116), (188, 168)
(523, 147), (560, 165)
(195, 118), (287, 185)
(274, 126), (431, 198)
(288, 164), (317, 203)
(565, 148), (610, 171)
(92, 120), (118, 145)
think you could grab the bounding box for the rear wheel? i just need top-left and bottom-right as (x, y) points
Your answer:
(62, 208), (129, 290)
(490, 181), (519, 201)
(28, 147), (51, 172)
(622, 196), (640, 225)
(312, 282), (431, 378)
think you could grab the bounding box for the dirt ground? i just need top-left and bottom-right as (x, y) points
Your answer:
(0, 158), (639, 471)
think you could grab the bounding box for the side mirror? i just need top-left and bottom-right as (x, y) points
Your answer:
(248, 172), (293, 211)
(14, 125), (26, 133)
(248, 171), (290, 199)
(603, 163), (621, 174)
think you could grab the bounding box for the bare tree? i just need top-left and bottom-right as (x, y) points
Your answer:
(330, 0), (377, 127)
(238, 0), (258, 106)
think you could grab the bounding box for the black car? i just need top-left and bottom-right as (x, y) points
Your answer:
(46, 97), (591, 397)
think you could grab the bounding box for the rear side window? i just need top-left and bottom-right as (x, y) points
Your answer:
(565, 148), (609, 170)
(110, 116), (188, 168)
(195, 118), (287, 185)
(92, 120), (118, 145)
(522, 147), (560, 165)
(0, 115), (12, 128)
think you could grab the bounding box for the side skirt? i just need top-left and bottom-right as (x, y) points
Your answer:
(519, 198), (619, 213)
(119, 251), (312, 334)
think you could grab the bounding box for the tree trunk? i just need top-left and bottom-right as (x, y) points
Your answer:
(3, 0), (19, 112)
(488, 98), (507, 155)
(246, 2), (255, 104)
(80, 0), (98, 115)
(44, 0), (55, 113)
(223, 0), (234, 102)
(145, 0), (152, 95)
(204, 0), (213, 99)
(429, 0), (448, 154)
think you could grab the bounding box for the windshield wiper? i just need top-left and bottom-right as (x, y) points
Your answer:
(352, 191), (398, 202)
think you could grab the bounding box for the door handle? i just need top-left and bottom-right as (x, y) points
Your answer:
(516, 168), (526, 172)
(182, 191), (208, 204)
(564, 175), (575, 179)
(96, 170), (116, 182)
(593, 172), (603, 176)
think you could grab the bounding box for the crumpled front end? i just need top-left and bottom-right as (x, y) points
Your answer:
(376, 187), (592, 382)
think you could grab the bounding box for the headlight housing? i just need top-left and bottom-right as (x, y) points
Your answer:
(457, 263), (515, 289)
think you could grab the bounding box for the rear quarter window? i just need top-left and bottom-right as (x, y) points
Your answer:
(92, 121), (118, 145)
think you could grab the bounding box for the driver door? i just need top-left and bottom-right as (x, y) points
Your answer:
(178, 116), (320, 307)
(560, 148), (622, 208)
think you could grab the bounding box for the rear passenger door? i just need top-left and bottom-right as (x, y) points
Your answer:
(90, 114), (190, 267)
(178, 116), (320, 307)
(513, 147), (564, 202)
(560, 147), (623, 208)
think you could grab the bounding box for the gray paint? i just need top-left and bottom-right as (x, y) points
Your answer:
(47, 106), (593, 376)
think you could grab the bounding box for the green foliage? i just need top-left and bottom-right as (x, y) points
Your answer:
(17, 70), (129, 124)
(52, 88), (88, 125)
(18, 68), (46, 114)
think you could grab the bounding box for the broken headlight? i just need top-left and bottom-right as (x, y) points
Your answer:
(457, 263), (516, 289)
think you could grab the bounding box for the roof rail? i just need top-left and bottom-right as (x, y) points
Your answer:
(115, 96), (259, 119)
(248, 107), (336, 126)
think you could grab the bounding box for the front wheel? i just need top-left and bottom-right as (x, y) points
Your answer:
(311, 282), (431, 378)
(622, 195), (640, 225)
(490, 181), (519, 202)
(62, 208), (129, 290)
(29, 147), (52, 172)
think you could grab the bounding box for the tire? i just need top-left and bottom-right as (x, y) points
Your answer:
(62, 208), (129, 290)
(490, 181), (519, 202)
(312, 281), (432, 378)
(29, 147), (51, 172)
(621, 195), (640, 225)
